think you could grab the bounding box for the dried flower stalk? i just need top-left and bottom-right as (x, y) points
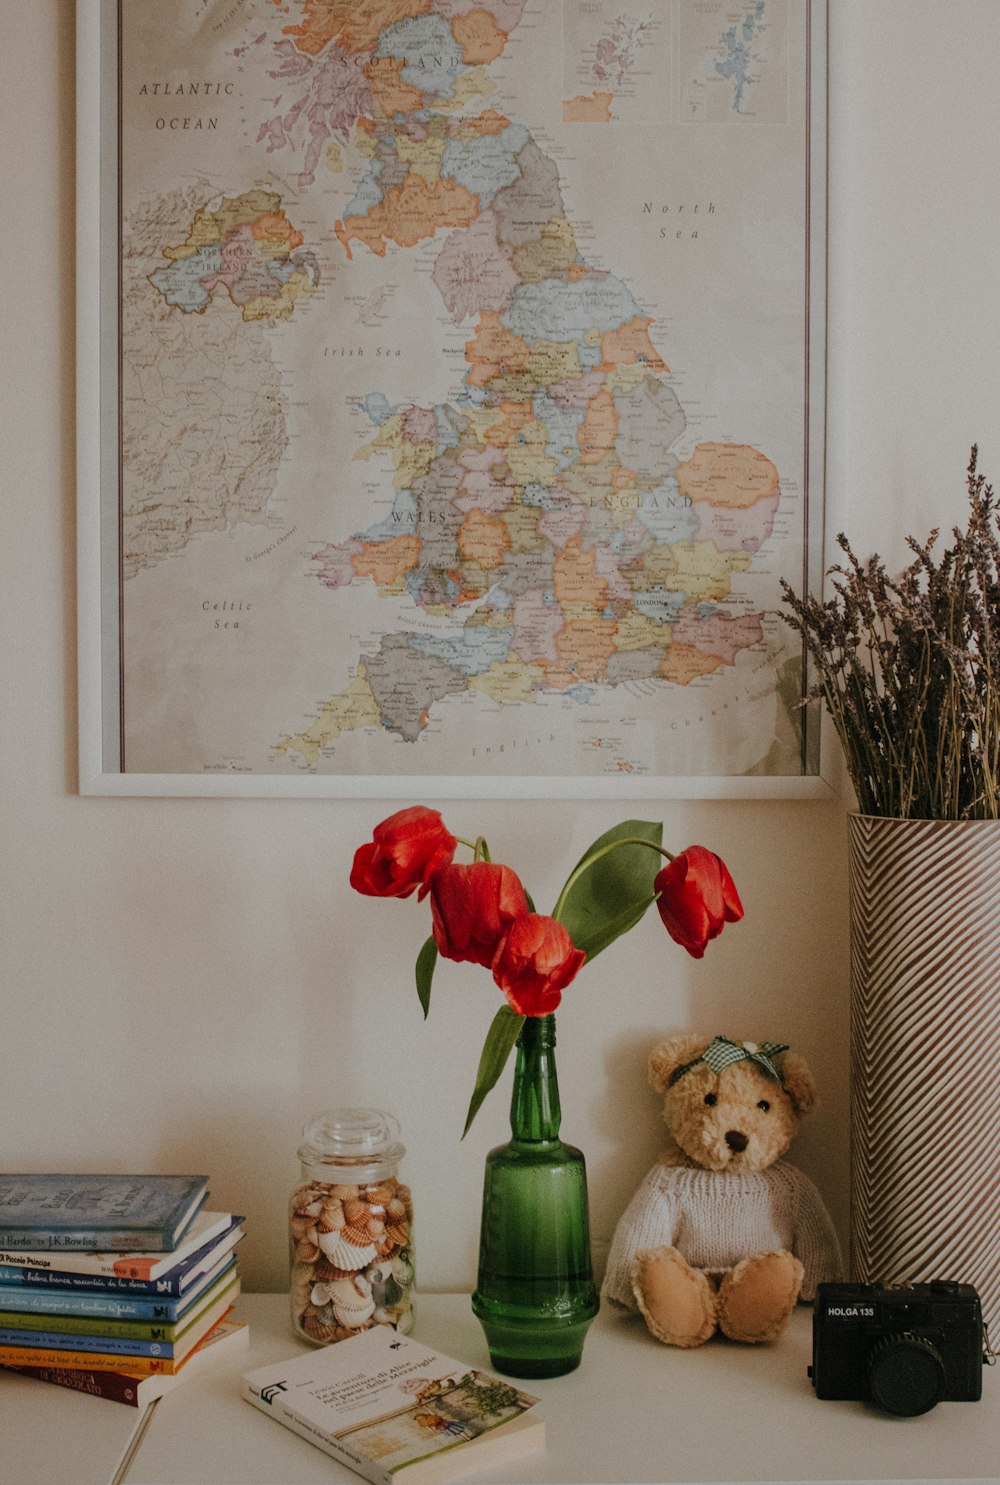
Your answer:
(782, 447), (1000, 819)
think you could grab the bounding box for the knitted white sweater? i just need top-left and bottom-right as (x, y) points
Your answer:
(602, 1158), (842, 1311)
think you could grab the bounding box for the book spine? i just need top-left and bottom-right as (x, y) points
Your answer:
(0, 1343), (179, 1374)
(0, 1265), (187, 1295)
(0, 1247), (148, 1283)
(0, 1326), (184, 1357)
(0, 1287), (187, 1320)
(0, 1309), (185, 1341)
(0, 1228), (178, 1253)
(242, 1385), (387, 1485)
(2, 1361), (162, 1407)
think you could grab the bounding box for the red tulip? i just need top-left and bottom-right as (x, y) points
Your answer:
(350, 806), (457, 900)
(492, 914), (586, 1016)
(654, 846), (743, 959)
(430, 862), (529, 967)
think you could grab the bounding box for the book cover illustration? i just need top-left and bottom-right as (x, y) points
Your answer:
(0, 1175), (208, 1251)
(338, 1362), (534, 1472)
(243, 1326), (541, 1482)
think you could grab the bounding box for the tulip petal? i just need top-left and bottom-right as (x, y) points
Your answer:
(492, 914), (586, 1016)
(654, 846), (742, 959)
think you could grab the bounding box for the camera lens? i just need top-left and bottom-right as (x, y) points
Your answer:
(866, 1334), (947, 1416)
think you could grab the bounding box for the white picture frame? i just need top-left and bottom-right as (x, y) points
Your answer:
(77, 0), (833, 800)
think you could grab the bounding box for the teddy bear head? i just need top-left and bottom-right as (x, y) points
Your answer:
(648, 1033), (817, 1174)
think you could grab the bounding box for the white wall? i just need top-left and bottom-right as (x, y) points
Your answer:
(2, 1), (998, 1296)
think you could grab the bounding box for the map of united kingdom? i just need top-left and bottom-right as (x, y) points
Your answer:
(232, 0), (779, 763)
(116, 0), (814, 781)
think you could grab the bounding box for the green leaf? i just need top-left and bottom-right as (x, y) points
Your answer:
(415, 936), (438, 1019)
(462, 1006), (525, 1138)
(554, 819), (663, 963)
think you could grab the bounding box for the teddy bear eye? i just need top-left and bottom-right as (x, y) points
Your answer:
(757, 1099), (770, 1112)
(704, 1093), (718, 1106)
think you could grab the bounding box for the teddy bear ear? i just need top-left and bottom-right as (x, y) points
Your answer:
(778, 1052), (818, 1117)
(648, 1034), (708, 1092)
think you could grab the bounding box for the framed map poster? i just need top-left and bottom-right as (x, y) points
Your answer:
(77, 0), (829, 798)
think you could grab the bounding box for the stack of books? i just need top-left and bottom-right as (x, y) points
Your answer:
(0, 1174), (247, 1406)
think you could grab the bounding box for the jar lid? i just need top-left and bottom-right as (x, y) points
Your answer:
(298, 1107), (405, 1182)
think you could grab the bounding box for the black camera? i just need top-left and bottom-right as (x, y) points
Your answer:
(810, 1281), (986, 1416)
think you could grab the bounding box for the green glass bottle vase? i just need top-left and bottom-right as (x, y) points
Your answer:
(472, 1013), (599, 1378)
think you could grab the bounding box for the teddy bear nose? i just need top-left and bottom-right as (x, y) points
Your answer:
(725, 1130), (749, 1152)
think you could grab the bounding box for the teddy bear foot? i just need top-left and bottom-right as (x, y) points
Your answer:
(630, 1246), (718, 1347)
(717, 1250), (804, 1344)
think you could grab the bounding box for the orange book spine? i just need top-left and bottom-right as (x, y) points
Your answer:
(0, 1343), (179, 1375)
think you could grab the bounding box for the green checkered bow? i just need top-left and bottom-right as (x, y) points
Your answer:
(668, 1035), (790, 1086)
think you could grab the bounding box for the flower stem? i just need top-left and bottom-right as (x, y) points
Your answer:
(551, 837), (674, 922)
(455, 835), (492, 862)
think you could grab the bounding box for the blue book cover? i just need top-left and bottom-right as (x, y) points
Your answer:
(0, 1254), (238, 1322)
(0, 1263), (239, 1338)
(0, 1175), (208, 1251)
(0, 1217), (243, 1296)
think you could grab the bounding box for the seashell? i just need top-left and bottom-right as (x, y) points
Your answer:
(391, 1254), (415, 1287)
(367, 1264), (405, 1310)
(342, 1198), (368, 1225)
(396, 1305), (415, 1335)
(362, 1182), (396, 1207)
(311, 1281), (336, 1307)
(317, 1230), (378, 1268)
(302, 1313), (341, 1344)
(330, 1275), (376, 1328)
(317, 1206), (345, 1234)
(384, 1223), (410, 1248)
(330, 1184), (359, 1200)
(386, 1197), (407, 1221)
(367, 1218), (386, 1240)
(290, 1215), (312, 1240)
(334, 1304), (375, 1332)
(295, 1239), (321, 1264)
(328, 1274), (372, 1308)
(341, 1219), (377, 1248)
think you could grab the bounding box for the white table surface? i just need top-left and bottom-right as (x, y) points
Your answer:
(3, 1293), (997, 1485)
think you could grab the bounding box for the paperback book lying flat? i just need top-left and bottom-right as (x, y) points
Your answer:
(0, 1176), (208, 1251)
(242, 1326), (543, 1485)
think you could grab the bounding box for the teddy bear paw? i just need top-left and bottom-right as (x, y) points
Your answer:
(630, 1246), (718, 1348)
(717, 1250), (804, 1344)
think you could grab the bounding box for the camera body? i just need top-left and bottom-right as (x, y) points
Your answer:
(810, 1281), (984, 1416)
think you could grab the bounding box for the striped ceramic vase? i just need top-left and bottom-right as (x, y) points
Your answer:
(848, 814), (1000, 1326)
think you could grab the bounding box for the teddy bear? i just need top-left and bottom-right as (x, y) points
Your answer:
(602, 1033), (842, 1347)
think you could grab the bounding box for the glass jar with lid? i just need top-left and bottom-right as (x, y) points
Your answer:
(289, 1107), (414, 1346)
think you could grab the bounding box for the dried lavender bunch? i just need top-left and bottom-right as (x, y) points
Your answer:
(782, 447), (1000, 819)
